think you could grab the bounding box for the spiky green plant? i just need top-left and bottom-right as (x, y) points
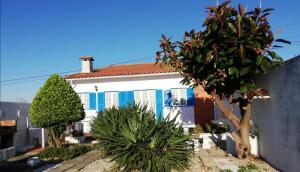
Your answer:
(91, 104), (192, 172)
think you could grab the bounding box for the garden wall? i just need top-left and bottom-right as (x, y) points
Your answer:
(251, 56), (300, 172)
(214, 56), (300, 172)
(0, 102), (47, 152)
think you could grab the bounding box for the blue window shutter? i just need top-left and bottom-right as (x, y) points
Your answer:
(118, 91), (126, 107)
(126, 91), (134, 105)
(186, 88), (195, 106)
(89, 93), (96, 110)
(164, 89), (172, 107)
(98, 92), (105, 112)
(156, 90), (163, 120)
(119, 91), (134, 107)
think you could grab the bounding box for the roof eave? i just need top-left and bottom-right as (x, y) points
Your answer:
(65, 72), (180, 81)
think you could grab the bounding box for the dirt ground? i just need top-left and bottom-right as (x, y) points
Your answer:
(1, 147), (278, 172)
(79, 148), (278, 172)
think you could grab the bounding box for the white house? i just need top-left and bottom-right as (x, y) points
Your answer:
(65, 56), (214, 133)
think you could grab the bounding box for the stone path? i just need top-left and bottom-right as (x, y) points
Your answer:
(47, 150), (101, 172)
(197, 148), (278, 172)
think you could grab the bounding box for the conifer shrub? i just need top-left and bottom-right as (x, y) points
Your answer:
(29, 74), (85, 147)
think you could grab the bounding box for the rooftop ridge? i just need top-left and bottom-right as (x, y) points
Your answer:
(65, 62), (175, 79)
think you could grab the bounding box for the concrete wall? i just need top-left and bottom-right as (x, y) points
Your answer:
(69, 73), (196, 132)
(251, 56), (300, 172)
(213, 56), (300, 172)
(0, 102), (46, 152)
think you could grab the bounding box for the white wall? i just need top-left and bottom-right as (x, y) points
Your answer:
(213, 56), (300, 172)
(251, 56), (300, 172)
(0, 102), (46, 152)
(164, 106), (195, 128)
(69, 73), (195, 132)
(70, 73), (187, 93)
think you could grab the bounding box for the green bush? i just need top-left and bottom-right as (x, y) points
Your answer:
(91, 104), (192, 172)
(29, 74), (85, 147)
(193, 123), (229, 134)
(38, 144), (91, 160)
(71, 130), (84, 137)
(238, 163), (259, 172)
(220, 169), (233, 172)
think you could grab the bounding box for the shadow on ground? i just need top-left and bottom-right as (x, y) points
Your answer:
(0, 157), (62, 172)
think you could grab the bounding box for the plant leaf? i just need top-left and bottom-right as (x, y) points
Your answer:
(238, 4), (245, 16)
(262, 8), (274, 13)
(275, 39), (291, 44)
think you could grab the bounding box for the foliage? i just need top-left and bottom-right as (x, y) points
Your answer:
(29, 74), (85, 128)
(238, 163), (259, 172)
(220, 169), (233, 172)
(71, 130), (84, 137)
(193, 123), (229, 134)
(156, 0), (289, 99)
(37, 144), (92, 160)
(91, 104), (192, 172)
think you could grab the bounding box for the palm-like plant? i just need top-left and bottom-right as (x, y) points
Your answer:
(90, 104), (191, 172)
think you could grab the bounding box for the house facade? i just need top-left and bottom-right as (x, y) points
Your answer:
(65, 56), (214, 133)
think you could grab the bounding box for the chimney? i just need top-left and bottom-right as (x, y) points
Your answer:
(80, 56), (94, 73)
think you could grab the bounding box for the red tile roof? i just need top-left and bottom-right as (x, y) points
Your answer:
(65, 63), (176, 79)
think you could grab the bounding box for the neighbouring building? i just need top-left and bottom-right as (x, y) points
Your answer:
(65, 56), (214, 133)
(0, 102), (47, 161)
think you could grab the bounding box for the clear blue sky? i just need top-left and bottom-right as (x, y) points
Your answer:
(1, 0), (300, 102)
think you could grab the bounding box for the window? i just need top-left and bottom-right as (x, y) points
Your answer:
(105, 92), (118, 108)
(78, 93), (89, 109)
(134, 90), (156, 113)
(171, 88), (187, 106)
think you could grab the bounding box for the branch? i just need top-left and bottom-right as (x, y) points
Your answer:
(211, 91), (241, 129)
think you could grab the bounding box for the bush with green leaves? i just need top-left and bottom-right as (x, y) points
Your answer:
(238, 163), (259, 172)
(193, 123), (229, 134)
(29, 74), (85, 147)
(156, 0), (289, 159)
(37, 144), (92, 160)
(91, 104), (192, 172)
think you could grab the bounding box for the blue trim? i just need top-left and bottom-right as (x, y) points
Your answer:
(126, 91), (134, 105)
(89, 93), (96, 110)
(118, 91), (126, 107)
(155, 90), (163, 120)
(98, 92), (105, 112)
(118, 91), (134, 107)
(186, 88), (195, 106)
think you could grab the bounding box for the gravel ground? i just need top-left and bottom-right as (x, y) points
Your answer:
(79, 153), (204, 172)
(79, 149), (278, 172)
(79, 158), (114, 172)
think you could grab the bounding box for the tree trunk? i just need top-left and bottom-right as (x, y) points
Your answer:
(47, 128), (55, 147)
(237, 104), (251, 159)
(212, 92), (252, 159)
(48, 128), (62, 148)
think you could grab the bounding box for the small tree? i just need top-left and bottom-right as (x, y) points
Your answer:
(156, 1), (290, 158)
(29, 74), (85, 147)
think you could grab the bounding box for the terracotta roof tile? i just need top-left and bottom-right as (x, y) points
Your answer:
(65, 63), (176, 79)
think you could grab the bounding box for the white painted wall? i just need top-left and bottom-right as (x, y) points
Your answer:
(251, 56), (300, 172)
(0, 102), (46, 152)
(68, 73), (195, 132)
(214, 56), (300, 172)
(81, 60), (93, 73)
